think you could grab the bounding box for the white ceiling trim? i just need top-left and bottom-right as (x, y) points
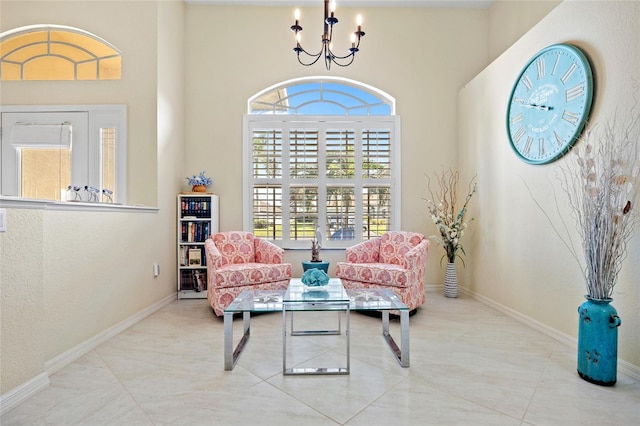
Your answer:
(185, 1), (493, 9)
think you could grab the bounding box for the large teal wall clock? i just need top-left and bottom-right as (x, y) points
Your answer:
(506, 43), (594, 164)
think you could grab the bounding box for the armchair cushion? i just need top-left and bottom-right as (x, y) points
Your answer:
(337, 262), (409, 288)
(379, 232), (425, 266)
(345, 238), (381, 263)
(213, 231), (256, 265)
(214, 263), (292, 287)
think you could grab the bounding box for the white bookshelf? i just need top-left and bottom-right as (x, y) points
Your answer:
(177, 193), (219, 299)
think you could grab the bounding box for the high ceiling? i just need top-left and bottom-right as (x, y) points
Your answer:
(184, 1), (493, 8)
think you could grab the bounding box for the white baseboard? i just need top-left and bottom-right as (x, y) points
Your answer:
(0, 374), (49, 416)
(458, 286), (640, 381)
(0, 293), (176, 416)
(45, 293), (176, 375)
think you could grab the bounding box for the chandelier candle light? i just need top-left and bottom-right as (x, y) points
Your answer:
(291, 0), (365, 70)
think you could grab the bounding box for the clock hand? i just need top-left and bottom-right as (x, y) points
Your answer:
(523, 103), (552, 111)
(513, 99), (552, 111)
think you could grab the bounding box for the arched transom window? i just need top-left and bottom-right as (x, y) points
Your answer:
(244, 77), (400, 249)
(0, 25), (121, 81)
(249, 77), (394, 116)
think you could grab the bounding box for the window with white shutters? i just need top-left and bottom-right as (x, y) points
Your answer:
(244, 78), (399, 248)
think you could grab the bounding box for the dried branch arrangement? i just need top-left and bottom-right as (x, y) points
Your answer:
(528, 114), (640, 300)
(425, 170), (478, 265)
(560, 117), (640, 299)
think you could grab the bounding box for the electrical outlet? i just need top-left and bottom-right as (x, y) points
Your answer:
(153, 263), (160, 277)
(0, 208), (6, 232)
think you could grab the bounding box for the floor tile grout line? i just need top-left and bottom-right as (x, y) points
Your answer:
(94, 347), (158, 425)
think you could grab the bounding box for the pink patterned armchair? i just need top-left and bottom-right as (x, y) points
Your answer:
(205, 232), (292, 316)
(335, 231), (429, 312)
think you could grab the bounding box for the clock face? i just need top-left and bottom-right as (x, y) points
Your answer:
(507, 44), (594, 164)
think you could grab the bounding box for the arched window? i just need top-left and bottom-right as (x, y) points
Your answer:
(249, 77), (394, 116)
(0, 25), (121, 81)
(244, 77), (400, 249)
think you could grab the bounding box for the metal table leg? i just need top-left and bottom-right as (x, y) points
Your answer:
(382, 310), (410, 367)
(224, 311), (251, 371)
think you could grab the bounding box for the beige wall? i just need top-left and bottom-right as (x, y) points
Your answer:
(0, 0), (185, 395)
(184, 4), (490, 277)
(488, 0), (561, 62)
(0, 209), (45, 394)
(459, 0), (640, 369)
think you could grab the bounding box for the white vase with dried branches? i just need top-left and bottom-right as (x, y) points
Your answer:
(425, 170), (478, 297)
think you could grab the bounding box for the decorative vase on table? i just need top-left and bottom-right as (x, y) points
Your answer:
(444, 262), (458, 298)
(192, 184), (207, 192)
(302, 260), (329, 273)
(303, 227), (328, 272)
(577, 296), (621, 386)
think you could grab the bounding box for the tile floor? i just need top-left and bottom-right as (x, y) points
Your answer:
(2, 291), (639, 425)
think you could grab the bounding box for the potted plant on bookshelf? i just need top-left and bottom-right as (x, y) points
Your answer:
(186, 171), (213, 192)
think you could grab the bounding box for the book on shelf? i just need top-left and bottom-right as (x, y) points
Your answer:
(181, 221), (210, 243)
(188, 248), (202, 266)
(180, 198), (212, 218)
(180, 269), (207, 292)
(180, 245), (207, 267)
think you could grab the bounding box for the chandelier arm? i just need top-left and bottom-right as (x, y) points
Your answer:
(296, 44), (324, 58)
(327, 50), (356, 60)
(327, 54), (356, 67)
(297, 50), (324, 67)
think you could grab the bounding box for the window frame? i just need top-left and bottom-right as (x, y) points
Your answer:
(0, 24), (122, 81)
(1, 104), (127, 203)
(243, 114), (401, 249)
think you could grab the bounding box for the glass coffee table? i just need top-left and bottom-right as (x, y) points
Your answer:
(223, 278), (410, 373)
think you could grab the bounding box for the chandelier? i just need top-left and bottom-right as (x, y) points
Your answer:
(290, 0), (365, 70)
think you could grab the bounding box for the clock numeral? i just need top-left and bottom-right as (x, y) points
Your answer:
(562, 110), (580, 125)
(523, 136), (534, 155)
(538, 138), (546, 157)
(511, 113), (523, 125)
(566, 84), (584, 102)
(537, 58), (545, 79)
(551, 54), (561, 76)
(522, 75), (533, 91)
(554, 131), (564, 147)
(513, 126), (526, 144)
(561, 62), (577, 84)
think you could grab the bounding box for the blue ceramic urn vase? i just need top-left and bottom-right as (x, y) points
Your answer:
(577, 296), (621, 386)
